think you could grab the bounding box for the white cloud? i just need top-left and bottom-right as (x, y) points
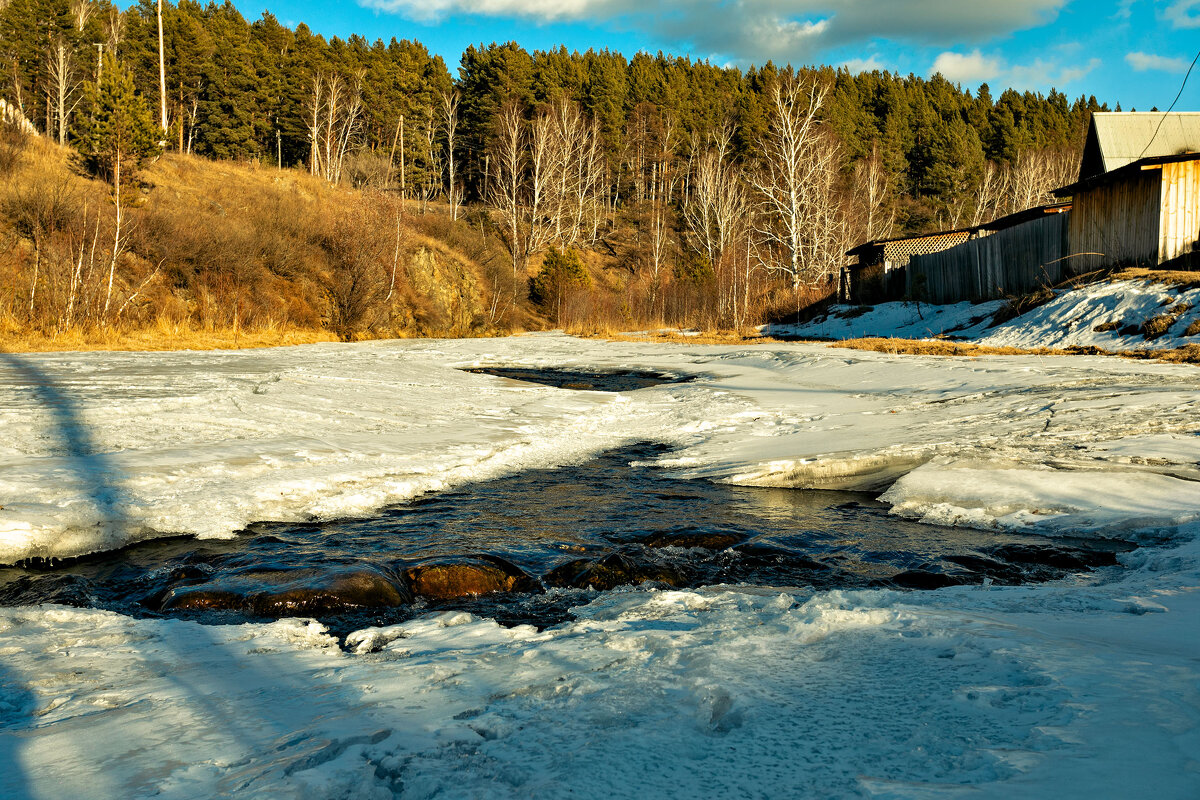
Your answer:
(930, 49), (1003, 83)
(1163, 0), (1200, 28)
(841, 55), (887, 74)
(1125, 51), (1191, 72)
(930, 51), (1099, 91)
(357, 0), (1070, 64)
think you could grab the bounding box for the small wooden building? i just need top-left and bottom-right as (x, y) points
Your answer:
(1055, 112), (1200, 271)
(1054, 153), (1200, 271)
(841, 229), (976, 303)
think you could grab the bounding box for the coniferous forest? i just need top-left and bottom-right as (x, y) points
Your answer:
(0, 0), (1110, 343)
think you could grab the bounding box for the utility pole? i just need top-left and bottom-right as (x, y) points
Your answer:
(156, 0), (167, 134)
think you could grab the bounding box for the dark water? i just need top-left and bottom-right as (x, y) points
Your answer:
(0, 442), (1130, 637)
(463, 366), (692, 391)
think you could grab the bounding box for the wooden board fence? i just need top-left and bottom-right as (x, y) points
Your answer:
(906, 213), (1072, 304)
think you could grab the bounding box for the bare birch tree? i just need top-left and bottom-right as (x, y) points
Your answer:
(45, 38), (81, 145)
(489, 101), (525, 277)
(440, 89), (461, 220)
(752, 75), (843, 293)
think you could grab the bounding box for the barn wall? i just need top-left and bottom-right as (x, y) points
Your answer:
(1068, 172), (1160, 271)
(1159, 161), (1200, 266)
(907, 213), (1071, 304)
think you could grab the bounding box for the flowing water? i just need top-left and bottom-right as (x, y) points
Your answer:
(0, 368), (1132, 638)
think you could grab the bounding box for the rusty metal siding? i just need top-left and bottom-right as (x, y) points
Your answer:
(1159, 160), (1200, 264)
(1068, 172), (1160, 272)
(907, 213), (1071, 304)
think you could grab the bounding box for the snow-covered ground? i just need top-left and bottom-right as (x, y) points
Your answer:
(775, 278), (1200, 351)
(2, 335), (1199, 798)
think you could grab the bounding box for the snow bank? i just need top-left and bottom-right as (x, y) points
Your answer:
(979, 280), (1200, 351)
(882, 464), (1200, 537)
(767, 298), (1004, 340)
(776, 279), (1200, 352)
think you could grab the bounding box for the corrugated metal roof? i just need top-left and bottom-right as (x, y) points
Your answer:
(1081, 112), (1200, 179)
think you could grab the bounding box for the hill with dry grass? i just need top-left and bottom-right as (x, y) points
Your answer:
(0, 133), (551, 350)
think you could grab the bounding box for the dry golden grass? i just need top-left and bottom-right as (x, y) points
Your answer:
(1116, 344), (1200, 365)
(829, 337), (1200, 366)
(827, 338), (1079, 357)
(581, 326), (786, 345)
(1108, 268), (1200, 288)
(2, 323), (339, 353)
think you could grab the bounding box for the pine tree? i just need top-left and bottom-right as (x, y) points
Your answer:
(77, 52), (162, 183)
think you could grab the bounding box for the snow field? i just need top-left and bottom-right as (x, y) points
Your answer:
(1, 334), (1199, 797)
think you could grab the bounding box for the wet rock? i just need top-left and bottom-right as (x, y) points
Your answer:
(250, 569), (412, 616)
(888, 570), (966, 590)
(543, 552), (684, 591)
(161, 588), (245, 611)
(403, 556), (538, 600)
(729, 543), (826, 571)
(942, 554), (1022, 583)
(645, 531), (745, 550)
(988, 544), (1117, 571)
(159, 567), (412, 615)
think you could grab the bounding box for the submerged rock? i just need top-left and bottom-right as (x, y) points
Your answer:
(543, 552), (684, 591)
(158, 566), (411, 615)
(403, 556), (538, 600)
(645, 531), (745, 550)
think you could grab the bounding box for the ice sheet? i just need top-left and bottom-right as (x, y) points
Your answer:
(2, 335), (1200, 798)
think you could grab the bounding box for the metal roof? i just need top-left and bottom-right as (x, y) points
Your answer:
(1079, 112), (1200, 180)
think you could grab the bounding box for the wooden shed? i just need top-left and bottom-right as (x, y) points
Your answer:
(1054, 153), (1200, 271)
(1057, 112), (1200, 271)
(841, 229), (976, 303)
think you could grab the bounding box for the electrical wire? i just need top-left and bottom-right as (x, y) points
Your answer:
(1138, 47), (1200, 159)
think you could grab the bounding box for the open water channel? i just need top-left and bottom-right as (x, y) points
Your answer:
(0, 367), (1131, 639)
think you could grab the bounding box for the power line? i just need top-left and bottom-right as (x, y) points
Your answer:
(1138, 47), (1200, 159)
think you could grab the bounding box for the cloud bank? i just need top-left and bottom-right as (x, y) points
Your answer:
(930, 48), (1101, 91)
(1125, 51), (1192, 72)
(359, 0), (1069, 64)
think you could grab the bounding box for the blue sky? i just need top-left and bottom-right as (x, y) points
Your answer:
(218, 0), (1197, 108)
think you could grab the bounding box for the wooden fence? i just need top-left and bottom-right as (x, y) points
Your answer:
(906, 212), (1072, 303)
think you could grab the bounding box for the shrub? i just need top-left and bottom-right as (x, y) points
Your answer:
(529, 247), (589, 323)
(0, 119), (28, 177)
(1141, 314), (1177, 340)
(1092, 320), (1121, 332)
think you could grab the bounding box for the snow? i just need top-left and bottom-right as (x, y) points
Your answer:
(774, 279), (1200, 352)
(2, 335), (1200, 797)
(768, 298), (1005, 341)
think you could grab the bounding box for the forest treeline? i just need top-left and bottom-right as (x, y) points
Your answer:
(1, 0), (1110, 341)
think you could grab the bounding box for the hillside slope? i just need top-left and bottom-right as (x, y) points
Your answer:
(776, 274), (1200, 354)
(0, 138), (551, 349)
